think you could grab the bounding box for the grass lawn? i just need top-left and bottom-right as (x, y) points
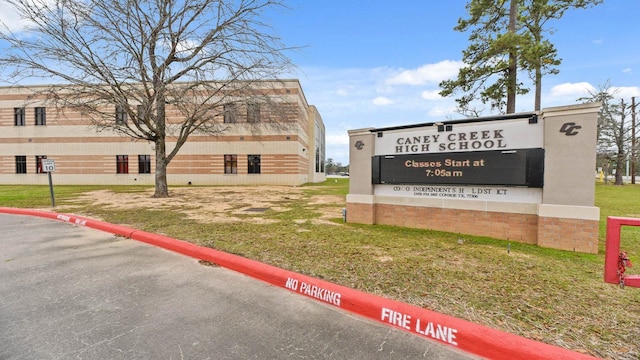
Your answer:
(1, 180), (639, 359)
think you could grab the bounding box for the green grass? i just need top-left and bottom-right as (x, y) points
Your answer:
(0, 180), (639, 359)
(596, 182), (640, 257)
(0, 185), (151, 208)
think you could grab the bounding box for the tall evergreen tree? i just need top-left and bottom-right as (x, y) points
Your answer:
(519, 0), (602, 110)
(440, 0), (602, 115)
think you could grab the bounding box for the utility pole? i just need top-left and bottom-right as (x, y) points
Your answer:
(632, 97), (637, 184)
(506, 0), (517, 114)
(616, 99), (626, 185)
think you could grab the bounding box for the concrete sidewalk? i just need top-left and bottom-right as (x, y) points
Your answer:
(0, 213), (476, 359)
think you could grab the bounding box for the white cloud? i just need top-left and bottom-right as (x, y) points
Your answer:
(0, 0), (60, 33)
(294, 64), (486, 164)
(336, 88), (349, 96)
(611, 86), (640, 99)
(373, 96), (394, 106)
(326, 133), (349, 146)
(593, 38), (604, 45)
(428, 105), (458, 118)
(176, 39), (200, 54)
(623, 68), (632, 73)
(548, 83), (640, 102)
(385, 60), (463, 86)
(0, 4), (32, 32)
(421, 90), (443, 100)
(550, 82), (596, 98)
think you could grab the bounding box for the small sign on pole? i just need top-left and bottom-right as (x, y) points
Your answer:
(42, 159), (56, 173)
(42, 159), (56, 207)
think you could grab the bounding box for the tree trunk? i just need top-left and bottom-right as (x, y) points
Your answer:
(534, 66), (542, 111)
(615, 99), (626, 185)
(154, 138), (169, 197)
(153, 89), (170, 198)
(506, 0), (518, 114)
(615, 150), (625, 185)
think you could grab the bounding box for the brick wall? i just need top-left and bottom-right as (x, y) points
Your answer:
(374, 204), (538, 244)
(537, 217), (599, 253)
(346, 202), (375, 224)
(346, 202), (600, 254)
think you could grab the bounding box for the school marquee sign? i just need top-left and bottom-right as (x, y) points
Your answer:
(371, 115), (544, 203)
(346, 104), (601, 253)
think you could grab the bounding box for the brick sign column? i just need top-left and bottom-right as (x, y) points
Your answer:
(537, 103), (600, 253)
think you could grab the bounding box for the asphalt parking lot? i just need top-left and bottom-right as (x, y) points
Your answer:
(0, 213), (477, 359)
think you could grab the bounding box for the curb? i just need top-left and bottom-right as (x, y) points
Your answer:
(1, 207), (599, 360)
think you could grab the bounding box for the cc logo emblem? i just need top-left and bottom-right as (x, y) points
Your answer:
(559, 122), (582, 136)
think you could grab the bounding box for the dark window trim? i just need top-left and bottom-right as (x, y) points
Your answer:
(35, 107), (46, 126)
(224, 154), (238, 174)
(116, 155), (129, 174)
(248, 154), (261, 174)
(116, 105), (128, 125)
(15, 155), (27, 174)
(223, 104), (237, 124)
(14, 108), (25, 126)
(138, 154), (151, 174)
(247, 103), (260, 123)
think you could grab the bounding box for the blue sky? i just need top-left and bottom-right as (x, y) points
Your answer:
(1, 1), (638, 166)
(272, 1), (640, 165)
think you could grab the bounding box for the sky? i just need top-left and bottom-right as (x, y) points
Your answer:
(1, 1), (639, 166)
(269, 1), (640, 165)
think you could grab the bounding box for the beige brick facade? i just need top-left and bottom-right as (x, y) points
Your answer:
(0, 80), (325, 186)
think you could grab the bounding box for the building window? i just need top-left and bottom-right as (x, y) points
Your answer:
(116, 155), (129, 174)
(138, 155), (151, 174)
(14, 108), (25, 126)
(35, 107), (46, 126)
(247, 103), (260, 123)
(223, 104), (237, 123)
(35, 155), (47, 174)
(15, 156), (27, 174)
(136, 105), (145, 124)
(224, 154), (237, 174)
(116, 105), (128, 125)
(248, 155), (261, 174)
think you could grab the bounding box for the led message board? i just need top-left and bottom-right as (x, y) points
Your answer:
(372, 148), (544, 187)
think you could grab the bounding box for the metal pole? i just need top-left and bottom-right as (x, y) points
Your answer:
(48, 171), (55, 207)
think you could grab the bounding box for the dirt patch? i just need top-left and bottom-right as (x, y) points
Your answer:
(62, 186), (342, 225)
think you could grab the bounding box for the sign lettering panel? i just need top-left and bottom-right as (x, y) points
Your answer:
(374, 117), (543, 156)
(373, 149), (544, 187)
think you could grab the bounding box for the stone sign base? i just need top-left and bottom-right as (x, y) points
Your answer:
(346, 196), (599, 253)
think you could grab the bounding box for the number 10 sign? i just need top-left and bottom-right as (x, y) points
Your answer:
(42, 159), (56, 172)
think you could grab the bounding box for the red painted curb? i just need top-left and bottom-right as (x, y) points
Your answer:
(1, 207), (599, 360)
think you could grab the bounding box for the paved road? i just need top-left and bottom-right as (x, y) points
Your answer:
(0, 213), (477, 360)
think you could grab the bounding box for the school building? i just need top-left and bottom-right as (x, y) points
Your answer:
(0, 79), (325, 186)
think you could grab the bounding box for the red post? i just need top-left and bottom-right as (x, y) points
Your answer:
(605, 217), (640, 287)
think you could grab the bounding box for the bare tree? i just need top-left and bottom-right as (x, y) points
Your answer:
(0, 0), (294, 197)
(580, 82), (636, 185)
